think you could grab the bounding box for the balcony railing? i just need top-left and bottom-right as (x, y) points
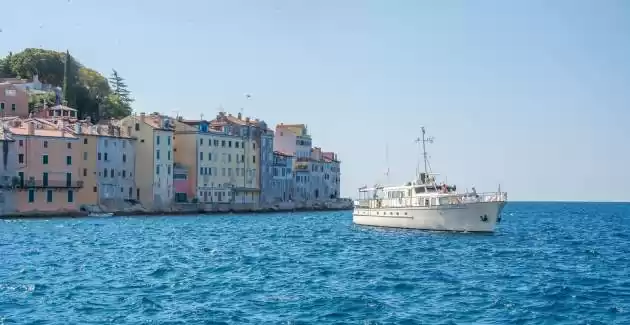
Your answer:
(2, 179), (85, 190)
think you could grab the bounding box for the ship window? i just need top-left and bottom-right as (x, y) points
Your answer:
(414, 187), (425, 193)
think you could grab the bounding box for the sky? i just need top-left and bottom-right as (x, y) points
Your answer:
(1, 0), (629, 202)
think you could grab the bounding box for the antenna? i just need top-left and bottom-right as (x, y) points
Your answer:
(415, 126), (434, 181)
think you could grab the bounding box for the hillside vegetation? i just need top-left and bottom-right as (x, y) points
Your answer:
(0, 48), (133, 120)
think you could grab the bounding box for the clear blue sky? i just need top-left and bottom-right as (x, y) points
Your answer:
(2, 0), (629, 201)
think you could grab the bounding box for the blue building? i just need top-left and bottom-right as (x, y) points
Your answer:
(270, 151), (294, 202)
(259, 131), (274, 204)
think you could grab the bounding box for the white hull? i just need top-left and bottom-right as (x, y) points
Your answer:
(353, 201), (506, 232)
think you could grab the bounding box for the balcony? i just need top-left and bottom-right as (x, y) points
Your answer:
(7, 178), (85, 190)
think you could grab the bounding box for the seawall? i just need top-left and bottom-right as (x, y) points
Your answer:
(0, 200), (354, 220)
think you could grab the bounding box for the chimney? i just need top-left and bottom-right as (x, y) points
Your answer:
(237, 112), (242, 120)
(27, 122), (34, 135)
(140, 112), (146, 122)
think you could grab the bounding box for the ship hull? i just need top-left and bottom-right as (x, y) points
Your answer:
(352, 201), (506, 232)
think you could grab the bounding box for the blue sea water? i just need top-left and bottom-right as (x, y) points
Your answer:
(1, 202), (629, 324)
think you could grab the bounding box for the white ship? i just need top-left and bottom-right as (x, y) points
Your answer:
(352, 127), (507, 232)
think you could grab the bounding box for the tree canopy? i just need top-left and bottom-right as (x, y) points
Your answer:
(0, 48), (133, 121)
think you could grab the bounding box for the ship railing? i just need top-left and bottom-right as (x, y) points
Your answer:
(353, 192), (507, 209)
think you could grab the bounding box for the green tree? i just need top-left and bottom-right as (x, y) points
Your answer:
(0, 48), (134, 120)
(109, 69), (133, 108)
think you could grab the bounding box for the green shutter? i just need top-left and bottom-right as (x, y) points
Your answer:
(28, 190), (34, 202)
(43, 155), (49, 164)
(47, 190), (53, 202)
(67, 190), (74, 203)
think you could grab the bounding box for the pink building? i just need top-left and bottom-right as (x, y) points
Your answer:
(9, 119), (82, 213)
(273, 125), (298, 156)
(0, 83), (29, 118)
(173, 163), (190, 202)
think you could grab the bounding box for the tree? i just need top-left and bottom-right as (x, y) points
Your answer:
(108, 69), (133, 110)
(0, 48), (135, 120)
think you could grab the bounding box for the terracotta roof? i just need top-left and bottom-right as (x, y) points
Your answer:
(9, 125), (77, 138)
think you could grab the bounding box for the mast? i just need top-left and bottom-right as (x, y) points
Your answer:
(385, 143), (390, 184)
(415, 126), (434, 182)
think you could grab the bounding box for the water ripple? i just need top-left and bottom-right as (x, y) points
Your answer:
(1, 202), (630, 324)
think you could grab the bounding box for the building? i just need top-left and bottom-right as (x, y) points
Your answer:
(309, 147), (326, 200)
(8, 118), (82, 213)
(211, 111), (267, 204)
(270, 151), (294, 202)
(174, 118), (250, 203)
(0, 83), (29, 118)
(173, 163), (189, 202)
(275, 123), (312, 159)
(0, 126), (17, 215)
(322, 151), (341, 199)
(121, 113), (174, 210)
(67, 121), (136, 208)
(259, 131), (274, 204)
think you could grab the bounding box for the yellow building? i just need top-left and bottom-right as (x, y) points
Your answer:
(121, 113), (174, 210)
(173, 118), (256, 203)
(210, 112), (262, 203)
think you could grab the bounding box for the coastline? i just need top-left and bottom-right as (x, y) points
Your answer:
(0, 203), (354, 220)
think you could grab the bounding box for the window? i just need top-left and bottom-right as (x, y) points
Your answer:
(135, 123), (140, 131)
(110, 169), (114, 178)
(228, 154), (231, 163)
(43, 172), (48, 186)
(156, 150), (160, 160)
(253, 143), (256, 149)
(199, 152), (203, 161)
(67, 142), (72, 149)
(47, 190), (53, 203)
(123, 154), (127, 162)
(103, 168), (108, 177)
(156, 136), (160, 145)
(0, 102), (4, 110)
(167, 165), (171, 175)
(253, 155), (256, 163)
(83, 152), (88, 160)
(98, 152), (102, 160)
(83, 168), (87, 177)
(228, 141), (232, 148)
(167, 136), (171, 146)
(67, 190), (74, 203)
(28, 190), (35, 203)
(18, 154), (24, 164)
(42, 155), (49, 164)
(43, 141), (48, 148)
(156, 165), (160, 175)
(122, 170), (126, 178)
(221, 140), (225, 147)
(200, 138), (204, 145)
(93, 186), (97, 193)
(235, 142), (240, 148)
(66, 156), (72, 165)
(168, 151), (171, 160)
(19, 140), (23, 147)
(104, 153), (108, 161)
(208, 152), (212, 161)
(83, 138), (88, 144)
(11, 103), (15, 111)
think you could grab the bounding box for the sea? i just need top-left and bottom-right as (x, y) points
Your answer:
(1, 202), (629, 324)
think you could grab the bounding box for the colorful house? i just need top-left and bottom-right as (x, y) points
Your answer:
(121, 113), (174, 210)
(174, 118), (251, 203)
(0, 126), (17, 215)
(8, 118), (82, 213)
(211, 112), (267, 204)
(270, 151), (294, 202)
(0, 83), (29, 118)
